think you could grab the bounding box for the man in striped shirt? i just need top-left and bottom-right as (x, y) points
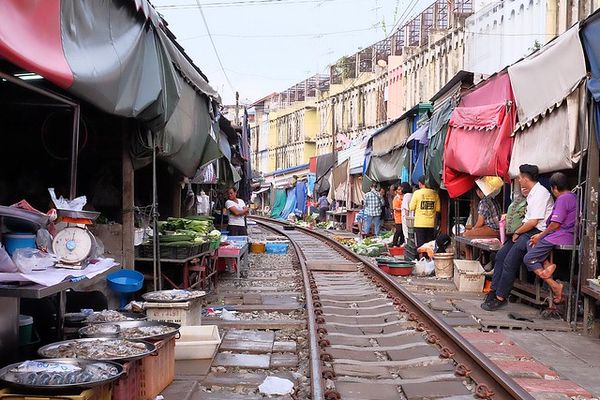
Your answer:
(362, 183), (384, 236)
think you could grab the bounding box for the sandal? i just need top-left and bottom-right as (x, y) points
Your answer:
(538, 263), (556, 280)
(552, 281), (565, 304)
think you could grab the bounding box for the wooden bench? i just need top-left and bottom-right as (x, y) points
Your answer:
(454, 235), (501, 261)
(513, 244), (577, 307)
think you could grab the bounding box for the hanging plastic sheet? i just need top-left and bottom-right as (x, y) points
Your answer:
(314, 153), (335, 195)
(580, 13), (600, 146)
(279, 189), (297, 221)
(443, 72), (516, 198)
(426, 99), (454, 188)
(294, 181), (308, 217)
(270, 189), (287, 218)
(332, 160), (350, 202)
(307, 173), (316, 197)
(406, 123), (430, 185)
(371, 119), (410, 155)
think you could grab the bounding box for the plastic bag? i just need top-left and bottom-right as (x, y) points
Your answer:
(12, 248), (57, 273)
(414, 257), (435, 276)
(36, 229), (53, 252)
(48, 188), (86, 211)
(0, 246), (17, 273)
(259, 376), (294, 395)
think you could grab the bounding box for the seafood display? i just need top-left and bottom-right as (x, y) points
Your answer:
(85, 310), (145, 324)
(39, 338), (155, 362)
(142, 289), (205, 303)
(79, 321), (180, 341)
(0, 359), (123, 390)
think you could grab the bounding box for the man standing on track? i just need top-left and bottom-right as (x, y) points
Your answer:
(362, 183), (384, 237)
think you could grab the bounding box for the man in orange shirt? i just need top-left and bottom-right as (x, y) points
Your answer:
(391, 185), (405, 247)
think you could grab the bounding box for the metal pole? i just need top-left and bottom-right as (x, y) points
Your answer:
(152, 134), (162, 291)
(69, 105), (81, 199)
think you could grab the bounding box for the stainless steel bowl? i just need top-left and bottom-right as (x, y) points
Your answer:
(38, 338), (156, 363)
(142, 289), (206, 303)
(0, 359), (124, 391)
(79, 321), (180, 341)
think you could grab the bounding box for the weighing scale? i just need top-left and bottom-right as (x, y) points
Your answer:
(52, 210), (100, 270)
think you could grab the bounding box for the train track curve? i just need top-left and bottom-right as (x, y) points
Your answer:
(251, 216), (534, 400)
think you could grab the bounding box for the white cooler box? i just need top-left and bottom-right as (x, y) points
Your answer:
(175, 325), (221, 360)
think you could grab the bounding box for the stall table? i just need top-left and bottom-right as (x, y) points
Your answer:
(217, 243), (249, 279)
(327, 211), (347, 230)
(136, 250), (217, 291)
(0, 265), (120, 364)
(454, 236), (501, 260)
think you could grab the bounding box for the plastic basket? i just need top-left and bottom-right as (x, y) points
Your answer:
(265, 242), (289, 254)
(138, 337), (175, 400)
(0, 386), (112, 400)
(175, 325), (221, 360)
(112, 360), (140, 400)
(453, 260), (485, 292)
(209, 241), (220, 251)
(145, 299), (202, 326)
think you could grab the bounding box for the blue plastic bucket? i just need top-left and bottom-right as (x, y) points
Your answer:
(3, 233), (36, 256)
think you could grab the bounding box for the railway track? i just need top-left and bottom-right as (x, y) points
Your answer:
(252, 217), (534, 400)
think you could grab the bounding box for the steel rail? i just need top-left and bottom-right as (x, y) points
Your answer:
(253, 218), (324, 400)
(252, 217), (534, 400)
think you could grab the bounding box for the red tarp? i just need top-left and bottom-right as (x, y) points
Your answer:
(442, 72), (516, 198)
(0, 0), (72, 88)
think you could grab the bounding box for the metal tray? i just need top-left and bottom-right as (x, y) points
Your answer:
(38, 338), (156, 363)
(0, 359), (123, 391)
(85, 311), (147, 324)
(142, 289), (206, 303)
(57, 209), (101, 221)
(79, 321), (180, 341)
(0, 205), (49, 230)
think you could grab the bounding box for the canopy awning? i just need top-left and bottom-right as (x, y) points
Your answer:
(443, 72), (516, 198)
(508, 85), (585, 177)
(582, 10), (600, 146)
(0, 0), (221, 177)
(508, 24), (586, 129)
(365, 146), (410, 184)
(337, 140), (367, 174)
(371, 118), (410, 155)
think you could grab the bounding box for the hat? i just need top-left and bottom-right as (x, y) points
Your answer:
(475, 176), (503, 197)
(519, 164), (539, 181)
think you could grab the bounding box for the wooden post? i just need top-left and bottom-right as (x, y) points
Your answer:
(582, 128), (599, 335)
(122, 122), (135, 270)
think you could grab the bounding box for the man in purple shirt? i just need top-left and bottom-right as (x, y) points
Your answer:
(523, 172), (577, 304)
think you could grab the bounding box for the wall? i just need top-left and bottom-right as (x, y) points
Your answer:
(465, 0), (549, 76)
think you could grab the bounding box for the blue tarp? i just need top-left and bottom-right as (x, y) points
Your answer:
(582, 12), (600, 146)
(294, 181), (308, 217)
(307, 173), (316, 197)
(279, 188), (297, 220)
(406, 123), (430, 185)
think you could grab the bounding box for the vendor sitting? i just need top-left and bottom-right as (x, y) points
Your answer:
(523, 172), (577, 305)
(464, 187), (501, 238)
(482, 164), (554, 311)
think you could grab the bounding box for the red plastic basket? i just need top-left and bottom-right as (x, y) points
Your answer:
(138, 336), (175, 399)
(389, 246), (405, 256)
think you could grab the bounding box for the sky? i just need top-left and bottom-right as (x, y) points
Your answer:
(153, 0), (431, 104)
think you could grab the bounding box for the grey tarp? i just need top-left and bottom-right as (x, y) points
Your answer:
(365, 146), (410, 186)
(0, 1), (222, 177)
(425, 99), (455, 188)
(314, 153), (335, 196)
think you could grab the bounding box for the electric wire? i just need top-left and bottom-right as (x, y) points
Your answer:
(193, 0), (236, 96)
(157, 0), (347, 9)
(179, 24), (381, 40)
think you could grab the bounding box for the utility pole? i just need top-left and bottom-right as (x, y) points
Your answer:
(331, 98), (336, 157)
(234, 91), (240, 126)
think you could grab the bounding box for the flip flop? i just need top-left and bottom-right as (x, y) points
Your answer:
(538, 263), (556, 280)
(552, 281), (565, 304)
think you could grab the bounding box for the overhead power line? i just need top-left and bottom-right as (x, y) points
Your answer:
(157, 0), (344, 9)
(193, 0), (236, 96)
(179, 24), (381, 41)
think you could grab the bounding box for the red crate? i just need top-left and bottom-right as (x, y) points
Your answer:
(138, 337), (175, 400)
(112, 360), (140, 400)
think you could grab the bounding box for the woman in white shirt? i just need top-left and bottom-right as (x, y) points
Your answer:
(225, 187), (248, 236)
(400, 182), (413, 243)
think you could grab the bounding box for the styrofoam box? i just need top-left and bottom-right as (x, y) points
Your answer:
(453, 260), (485, 292)
(145, 299), (202, 326)
(175, 325), (221, 360)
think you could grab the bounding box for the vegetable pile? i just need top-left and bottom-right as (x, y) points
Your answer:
(152, 217), (220, 248)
